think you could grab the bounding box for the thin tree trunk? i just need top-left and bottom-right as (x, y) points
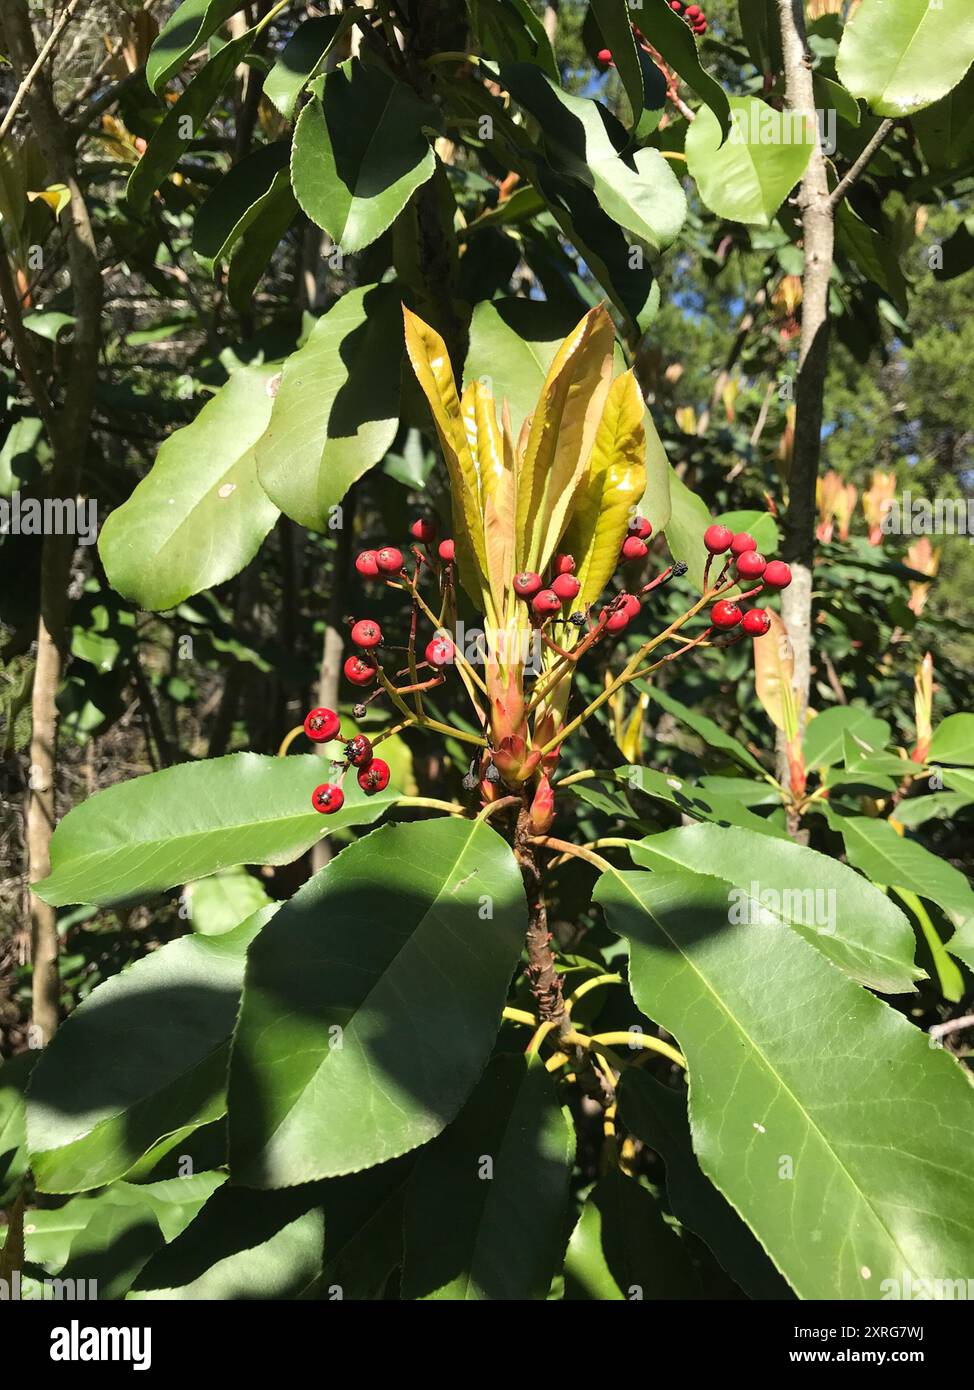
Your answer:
(774, 0), (834, 791)
(3, 0), (104, 1043)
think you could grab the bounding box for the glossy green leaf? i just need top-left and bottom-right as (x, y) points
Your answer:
(617, 1070), (790, 1300)
(192, 141), (289, 273)
(813, 72), (861, 128)
(637, 0), (731, 138)
(501, 66), (686, 252)
(0, 1053), (37, 1206)
(590, 0), (644, 128)
(26, 911), (271, 1193)
(264, 14), (353, 120)
(129, 26), (255, 213)
(37, 753), (396, 908)
(146, 0), (245, 92)
(229, 818), (527, 1186)
(686, 96), (815, 227)
(291, 60), (436, 254)
(401, 1055), (574, 1300)
(99, 363), (280, 610)
(836, 0), (974, 119)
(255, 283), (401, 531)
(658, 469), (712, 588)
(830, 813), (974, 938)
(226, 170), (299, 312)
(465, 0), (557, 80)
(913, 68), (974, 173)
(631, 823), (921, 993)
(804, 707), (890, 770)
(28, 1173), (225, 1299)
(186, 866), (272, 936)
(564, 1168), (702, 1300)
(595, 866), (974, 1300)
(571, 767), (788, 839)
(930, 713), (974, 765)
(642, 683), (768, 777)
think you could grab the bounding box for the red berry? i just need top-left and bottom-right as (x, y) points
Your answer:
(730, 532), (757, 557)
(426, 635), (455, 667)
(304, 706), (341, 743)
(345, 733), (373, 767)
(597, 47), (613, 64)
(553, 553), (576, 575)
(552, 573), (581, 601)
(621, 536), (648, 561)
(312, 783), (344, 814)
(409, 518), (436, 544)
(344, 655), (376, 687)
(357, 758), (390, 794)
(621, 593), (641, 619)
(735, 550), (767, 580)
(375, 546), (404, 574)
(711, 600), (743, 629)
(742, 608), (772, 637)
(686, 4), (702, 17)
(693, 20), (707, 35)
(532, 589), (562, 617)
(628, 516), (652, 540)
(763, 560), (792, 590)
(703, 524), (734, 554)
(438, 538), (455, 563)
(606, 609), (631, 634)
(669, 1), (683, 10)
(514, 571), (543, 598)
(350, 618), (382, 649)
(355, 550), (379, 578)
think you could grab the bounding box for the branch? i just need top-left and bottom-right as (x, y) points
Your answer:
(828, 118), (896, 210)
(0, 0), (85, 142)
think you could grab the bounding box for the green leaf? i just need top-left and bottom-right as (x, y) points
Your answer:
(836, 0), (974, 119)
(146, 0), (246, 93)
(594, 866), (974, 1300)
(129, 25), (255, 213)
(642, 684), (768, 777)
(255, 283), (402, 531)
(637, 0), (731, 138)
(228, 818), (527, 1186)
(617, 1070), (790, 1300)
(226, 170), (299, 312)
(37, 753), (396, 909)
(658, 468), (713, 589)
(99, 363), (280, 610)
(813, 72), (861, 128)
(563, 1167), (702, 1300)
(26, 912), (271, 1192)
(264, 14), (355, 120)
(401, 1055), (574, 1300)
(186, 866), (272, 936)
(28, 1173), (225, 1299)
(737, 0), (781, 78)
(571, 767), (788, 839)
(913, 68), (974, 173)
(804, 707), (890, 770)
(501, 66), (686, 252)
(291, 60), (436, 254)
(930, 713), (974, 765)
(829, 813), (974, 938)
(192, 141), (289, 273)
(0, 1053), (37, 1206)
(465, 0), (558, 80)
(934, 217), (974, 282)
(631, 823), (922, 994)
(0, 415), (45, 494)
(590, 0), (644, 129)
(23, 310), (75, 341)
(686, 96), (815, 227)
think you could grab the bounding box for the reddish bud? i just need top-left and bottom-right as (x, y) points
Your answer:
(528, 775), (556, 836)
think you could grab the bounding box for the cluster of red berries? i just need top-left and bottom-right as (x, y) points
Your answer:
(510, 515), (653, 622)
(703, 524), (791, 639)
(670, 2), (707, 37)
(596, 4), (706, 65)
(306, 705), (391, 814)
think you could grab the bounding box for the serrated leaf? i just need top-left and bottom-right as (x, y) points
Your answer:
(99, 364), (280, 610)
(264, 13), (356, 120)
(291, 60), (436, 254)
(836, 0), (974, 119)
(401, 1055), (574, 1300)
(594, 865), (974, 1300)
(36, 753), (397, 909)
(228, 818), (527, 1186)
(26, 912), (271, 1192)
(630, 823), (923, 993)
(255, 284), (401, 531)
(146, 0), (245, 93)
(804, 707), (890, 770)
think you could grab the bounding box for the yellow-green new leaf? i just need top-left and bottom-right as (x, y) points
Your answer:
(754, 609), (798, 743)
(561, 369), (646, 610)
